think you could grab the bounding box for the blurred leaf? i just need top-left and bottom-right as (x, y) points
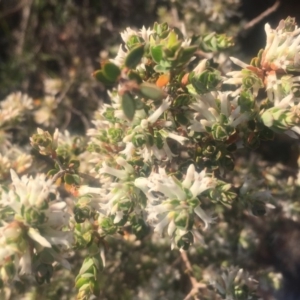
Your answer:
(64, 173), (75, 185)
(122, 92), (136, 120)
(128, 70), (143, 84)
(140, 82), (165, 101)
(150, 45), (163, 64)
(167, 30), (178, 48)
(102, 62), (121, 82)
(125, 44), (145, 69)
(93, 70), (115, 86)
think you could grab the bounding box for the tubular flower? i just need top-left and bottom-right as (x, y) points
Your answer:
(110, 26), (153, 67)
(0, 170), (73, 277)
(134, 164), (217, 249)
(189, 91), (248, 141)
(122, 98), (184, 161)
(0, 92), (33, 125)
(261, 18), (300, 72)
(226, 18), (300, 107)
(79, 157), (144, 225)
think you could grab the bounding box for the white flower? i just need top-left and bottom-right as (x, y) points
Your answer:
(261, 21), (300, 71)
(120, 27), (138, 43)
(147, 98), (171, 124)
(139, 26), (153, 42)
(0, 145), (32, 181)
(34, 95), (58, 126)
(134, 165), (217, 247)
(0, 170), (73, 277)
(189, 92), (248, 132)
(211, 267), (244, 298)
(43, 78), (62, 96)
(110, 45), (127, 67)
(121, 97), (181, 161)
(0, 92), (33, 125)
(99, 156), (134, 181)
(1, 170), (72, 247)
(7, 169), (56, 209)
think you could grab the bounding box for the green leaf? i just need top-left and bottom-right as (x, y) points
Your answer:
(69, 159), (80, 170)
(174, 94), (192, 107)
(127, 35), (143, 49)
(93, 70), (114, 86)
(79, 258), (94, 275)
(169, 41), (182, 54)
(122, 92), (136, 120)
(167, 30), (178, 48)
(139, 82), (165, 101)
(72, 174), (81, 185)
(64, 173), (75, 185)
(47, 169), (58, 178)
(128, 70), (143, 84)
(75, 277), (90, 289)
(150, 45), (163, 63)
(63, 173), (80, 185)
(179, 46), (198, 64)
(80, 273), (96, 280)
(125, 43), (145, 69)
(175, 114), (189, 125)
(102, 62), (121, 82)
(153, 64), (169, 73)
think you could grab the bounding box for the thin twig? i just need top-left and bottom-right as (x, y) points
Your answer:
(61, 110), (72, 132)
(181, 251), (206, 300)
(15, 0), (33, 56)
(56, 80), (91, 132)
(243, 0), (281, 31)
(51, 169), (66, 185)
(68, 106), (90, 132)
(0, 0), (27, 19)
(56, 81), (74, 104)
(54, 158), (64, 171)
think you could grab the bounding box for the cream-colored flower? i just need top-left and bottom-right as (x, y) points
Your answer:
(134, 165), (217, 247)
(0, 92), (33, 125)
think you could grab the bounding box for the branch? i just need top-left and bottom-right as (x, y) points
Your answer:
(51, 169), (66, 185)
(243, 1), (281, 31)
(181, 251), (206, 300)
(54, 158), (64, 171)
(15, 0), (33, 56)
(0, 0), (27, 19)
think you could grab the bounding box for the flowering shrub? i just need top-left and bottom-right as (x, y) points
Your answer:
(1, 16), (300, 300)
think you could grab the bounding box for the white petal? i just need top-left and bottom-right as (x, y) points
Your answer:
(194, 205), (215, 230)
(28, 228), (51, 248)
(230, 57), (249, 68)
(167, 219), (176, 236)
(182, 164), (195, 189)
(114, 211), (124, 224)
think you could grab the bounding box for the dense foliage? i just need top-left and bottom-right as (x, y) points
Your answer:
(1, 1), (300, 300)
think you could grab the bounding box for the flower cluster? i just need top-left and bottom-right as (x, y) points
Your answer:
(135, 165), (217, 249)
(0, 170), (72, 282)
(226, 17), (300, 140)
